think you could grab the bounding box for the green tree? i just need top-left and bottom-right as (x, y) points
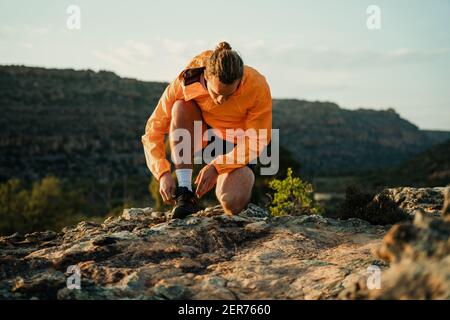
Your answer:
(268, 167), (322, 216)
(26, 176), (66, 230)
(0, 179), (30, 234)
(0, 176), (87, 235)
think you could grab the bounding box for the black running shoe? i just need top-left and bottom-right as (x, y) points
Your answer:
(171, 186), (201, 219)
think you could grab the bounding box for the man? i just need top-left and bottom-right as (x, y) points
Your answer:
(142, 41), (272, 218)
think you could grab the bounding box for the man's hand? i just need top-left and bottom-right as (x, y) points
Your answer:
(159, 172), (176, 204)
(195, 164), (218, 198)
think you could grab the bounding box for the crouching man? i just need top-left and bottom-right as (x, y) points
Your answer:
(141, 41), (272, 218)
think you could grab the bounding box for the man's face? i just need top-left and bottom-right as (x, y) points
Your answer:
(204, 72), (241, 105)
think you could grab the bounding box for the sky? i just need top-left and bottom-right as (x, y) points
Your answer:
(1, 0), (449, 130)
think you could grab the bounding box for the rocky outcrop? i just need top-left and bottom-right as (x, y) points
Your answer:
(442, 187), (450, 217)
(0, 187), (448, 300)
(384, 187), (446, 217)
(340, 186), (450, 299)
(0, 204), (388, 300)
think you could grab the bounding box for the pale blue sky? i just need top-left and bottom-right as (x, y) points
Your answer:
(1, 0), (449, 130)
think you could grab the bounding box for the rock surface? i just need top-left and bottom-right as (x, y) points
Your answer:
(0, 188), (448, 300)
(341, 186), (450, 299)
(384, 187), (446, 217)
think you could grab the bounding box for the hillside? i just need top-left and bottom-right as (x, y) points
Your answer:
(0, 65), (165, 183)
(0, 66), (168, 216)
(364, 139), (450, 188)
(272, 99), (450, 175)
(1, 65), (449, 181)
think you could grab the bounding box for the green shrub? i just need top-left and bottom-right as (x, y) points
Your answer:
(268, 167), (322, 216)
(0, 176), (86, 235)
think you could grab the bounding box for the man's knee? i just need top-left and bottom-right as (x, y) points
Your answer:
(217, 191), (249, 215)
(172, 99), (201, 120)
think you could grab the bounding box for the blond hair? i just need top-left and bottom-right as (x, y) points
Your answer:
(206, 41), (244, 84)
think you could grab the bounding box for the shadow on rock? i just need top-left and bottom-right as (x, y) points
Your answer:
(326, 186), (409, 225)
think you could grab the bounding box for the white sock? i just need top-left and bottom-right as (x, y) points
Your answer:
(175, 169), (192, 191)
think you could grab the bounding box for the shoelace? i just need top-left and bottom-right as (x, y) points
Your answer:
(176, 189), (197, 205)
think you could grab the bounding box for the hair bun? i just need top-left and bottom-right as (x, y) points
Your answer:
(216, 41), (232, 51)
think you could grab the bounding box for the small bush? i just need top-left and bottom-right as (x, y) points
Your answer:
(0, 176), (87, 235)
(268, 168), (322, 216)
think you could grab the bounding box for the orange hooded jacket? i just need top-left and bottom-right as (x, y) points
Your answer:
(141, 50), (272, 180)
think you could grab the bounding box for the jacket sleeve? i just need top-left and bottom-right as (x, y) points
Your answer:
(211, 81), (272, 174)
(141, 76), (184, 180)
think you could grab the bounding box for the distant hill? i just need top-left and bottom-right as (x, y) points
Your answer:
(0, 65), (168, 213)
(385, 140), (450, 187)
(1, 65), (449, 184)
(272, 99), (450, 175)
(423, 130), (450, 143)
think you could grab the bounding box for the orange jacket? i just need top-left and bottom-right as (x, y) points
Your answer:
(141, 50), (272, 180)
